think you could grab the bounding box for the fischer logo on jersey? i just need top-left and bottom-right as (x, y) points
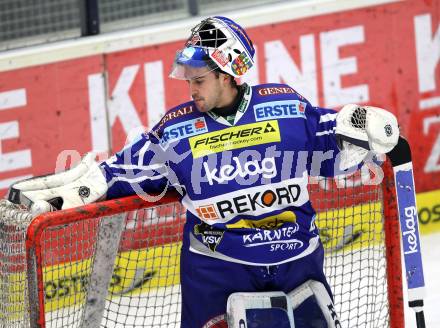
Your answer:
(203, 157), (277, 185)
(189, 120), (280, 158)
(254, 100), (306, 121)
(161, 117), (208, 146)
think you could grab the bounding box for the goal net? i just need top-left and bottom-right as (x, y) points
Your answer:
(0, 165), (403, 328)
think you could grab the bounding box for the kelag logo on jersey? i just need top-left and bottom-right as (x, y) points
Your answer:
(254, 100), (307, 121)
(160, 117), (208, 146)
(189, 120), (280, 158)
(203, 156), (277, 185)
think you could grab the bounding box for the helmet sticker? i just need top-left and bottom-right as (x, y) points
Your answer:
(211, 49), (229, 67)
(231, 52), (253, 76)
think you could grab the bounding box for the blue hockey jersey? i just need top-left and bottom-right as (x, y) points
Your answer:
(100, 83), (341, 265)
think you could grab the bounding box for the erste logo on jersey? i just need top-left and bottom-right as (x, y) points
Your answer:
(203, 156), (277, 185)
(189, 120), (280, 158)
(160, 117), (208, 146)
(254, 100), (306, 121)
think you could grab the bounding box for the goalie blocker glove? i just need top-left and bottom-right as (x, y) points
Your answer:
(7, 153), (108, 215)
(335, 104), (399, 170)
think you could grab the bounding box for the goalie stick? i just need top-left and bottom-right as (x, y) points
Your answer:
(386, 136), (426, 328)
(336, 105), (426, 327)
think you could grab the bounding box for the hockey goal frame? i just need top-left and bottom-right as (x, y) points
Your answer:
(20, 163), (404, 328)
(25, 193), (181, 328)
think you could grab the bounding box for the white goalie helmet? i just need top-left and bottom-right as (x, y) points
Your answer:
(169, 16), (255, 80)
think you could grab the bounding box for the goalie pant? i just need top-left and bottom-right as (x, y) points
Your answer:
(180, 240), (332, 328)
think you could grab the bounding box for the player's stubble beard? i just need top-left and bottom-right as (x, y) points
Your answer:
(192, 79), (224, 113)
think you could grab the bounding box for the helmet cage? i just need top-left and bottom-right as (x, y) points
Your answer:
(187, 19), (230, 49)
(173, 16), (255, 79)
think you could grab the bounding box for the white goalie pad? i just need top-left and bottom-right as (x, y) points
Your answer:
(227, 291), (295, 328)
(7, 153), (107, 215)
(288, 280), (341, 328)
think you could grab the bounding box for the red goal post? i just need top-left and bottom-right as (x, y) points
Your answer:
(26, 193), (184, 328)
(0, 163), (403, 328)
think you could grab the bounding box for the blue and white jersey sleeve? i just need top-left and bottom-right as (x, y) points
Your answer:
(305, 105), (340, 177)
(100, 130), (170, 200)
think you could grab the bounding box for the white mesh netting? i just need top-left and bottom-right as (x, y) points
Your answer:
(0, 170), (393, 328)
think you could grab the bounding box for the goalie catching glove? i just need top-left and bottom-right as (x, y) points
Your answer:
(335, 104), (399, 170)
(7, 153), (108, 215)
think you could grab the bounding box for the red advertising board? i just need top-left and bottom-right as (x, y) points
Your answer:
(0, 0), (439, 195)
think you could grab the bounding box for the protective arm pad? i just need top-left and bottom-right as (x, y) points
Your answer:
(7, 153), (108, 215)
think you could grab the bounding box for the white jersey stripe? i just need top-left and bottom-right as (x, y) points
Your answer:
(315, 127), (336, 136)
(319, 113), (337, 123)
(107, 171), (168, 186)
(108, 163), (165, 171)
(137, 140), (151, 166)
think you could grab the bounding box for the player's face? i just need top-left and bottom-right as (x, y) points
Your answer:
(188, 71), (229, 113)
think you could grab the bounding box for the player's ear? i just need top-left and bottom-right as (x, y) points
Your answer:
(217, 72), (225, 83)
(220, 72), (233, 86)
